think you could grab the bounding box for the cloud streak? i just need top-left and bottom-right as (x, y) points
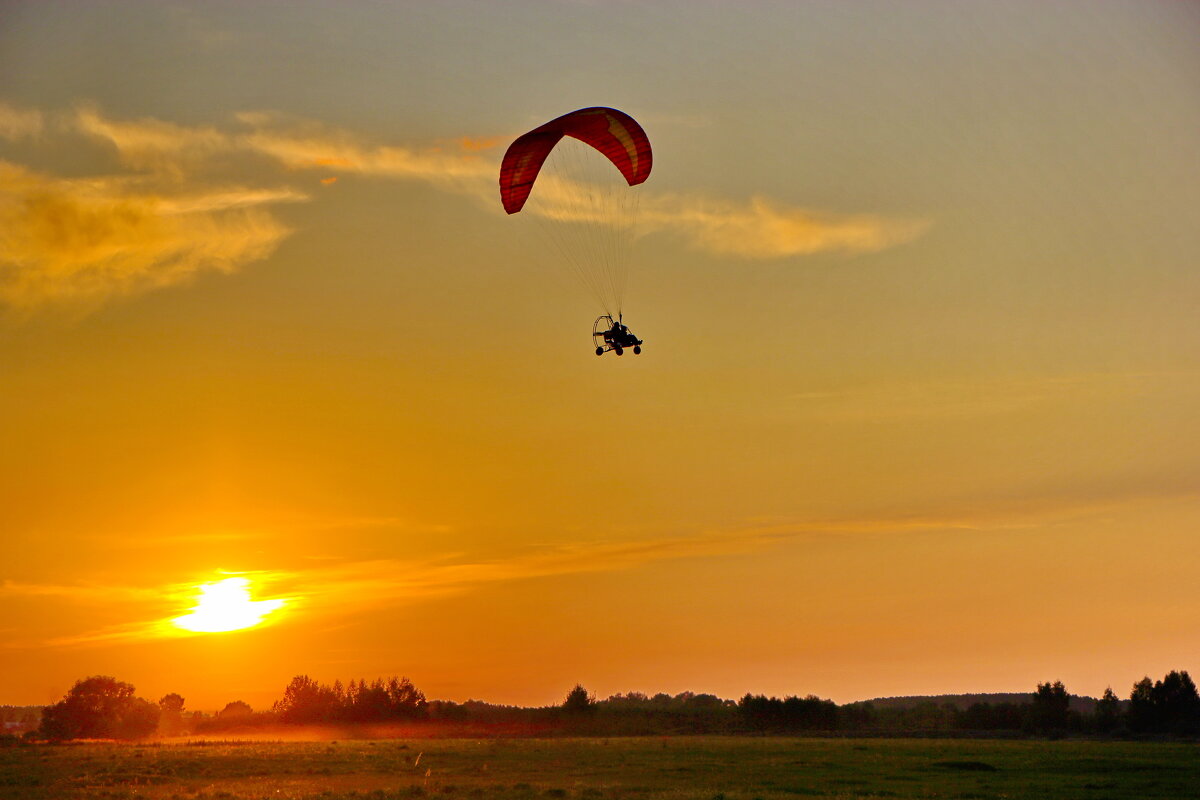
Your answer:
(1, 572), (290, 647)
(0, 579), (165, 603)
(0, 102), (43, 140)
(0, 160), (303, 307)
(640, 193), (929, 258)
(790, 370), (1195, 422)
(75, 106), (231, 175)
(2, 104), (929, 309)
(76, 107), (928, 260)
(5, 497), (1139, 649)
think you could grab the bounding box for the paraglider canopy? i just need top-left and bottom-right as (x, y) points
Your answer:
(499, 107), (653, 215)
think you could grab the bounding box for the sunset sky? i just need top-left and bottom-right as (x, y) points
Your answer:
(2, 1), (1198, 712)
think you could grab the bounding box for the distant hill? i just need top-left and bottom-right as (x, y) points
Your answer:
(848, 693), (1122, 714)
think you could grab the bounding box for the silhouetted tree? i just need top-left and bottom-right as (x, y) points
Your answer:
(838, 701), (877, 731)
(218, 701), (253, 722)
(1150, 670), (1200, 735)
(426, 699), (470, 722)
(1093, 687), (1120, 733)
(737, 693), (838, 732)
(958, 702), (1025, 731)
(117, 698), (161, 739)
(271, 675), (427, 725)
(1128, 676), (1155, 732)
(386, 676), (427, 719)
(274, 675), (341, 724)
(588, 691), (739, 734)
(39, 676), (160, 740)
(158, 693), (186, 736)
(346, 679), (391, 722)
(340, 677), (426, 722)
(563, 684), (594, 714)
(1030, 681), (1070, 734)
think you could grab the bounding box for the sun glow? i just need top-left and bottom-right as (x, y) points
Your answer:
(172, 577), (286, 633)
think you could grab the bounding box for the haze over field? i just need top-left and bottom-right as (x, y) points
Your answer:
(1, 1), (1198, 711)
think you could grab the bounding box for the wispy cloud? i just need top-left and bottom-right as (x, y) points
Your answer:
(5, 497), (1139, 649)
(75, 107), (927, 259)
(2, 104), (930, 310)
(0, 160), (303, 307)
(0, 578), (187, 647)
(231, 112), (494, 189)
(498, 164), (930, 258)
(0, 102), (43, 140)
(790, 370), (1195, 421)
(457, 136), (504, 152)
(75, 106), (231, 175)
(1, 572), (288, 647)
(73, 107), (491, 188)
(0, 579), (165, 603)
(640, 194), (929, 258)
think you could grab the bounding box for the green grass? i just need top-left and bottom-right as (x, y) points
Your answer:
(2, 736), (1198, 800)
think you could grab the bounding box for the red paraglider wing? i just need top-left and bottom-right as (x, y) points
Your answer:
(499, 107), (652, 214)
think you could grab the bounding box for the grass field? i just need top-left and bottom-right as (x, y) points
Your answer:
(2, 736), (1198, 800)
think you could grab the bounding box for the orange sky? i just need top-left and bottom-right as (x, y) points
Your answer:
(2, 1), (1199, 711)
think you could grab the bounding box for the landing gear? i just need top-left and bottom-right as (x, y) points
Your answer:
(592, 314), (643, 357)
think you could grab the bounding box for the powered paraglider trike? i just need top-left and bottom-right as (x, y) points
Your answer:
(593, 314), (642, 357)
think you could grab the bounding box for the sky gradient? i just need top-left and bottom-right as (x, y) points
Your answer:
(2, 1), (1198, 711)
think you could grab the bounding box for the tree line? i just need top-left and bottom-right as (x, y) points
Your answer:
(10, 668), (1199, 743)
(272, 675), (427, 724)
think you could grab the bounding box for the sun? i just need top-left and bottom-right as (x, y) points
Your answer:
(172, 577), (286, 633)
